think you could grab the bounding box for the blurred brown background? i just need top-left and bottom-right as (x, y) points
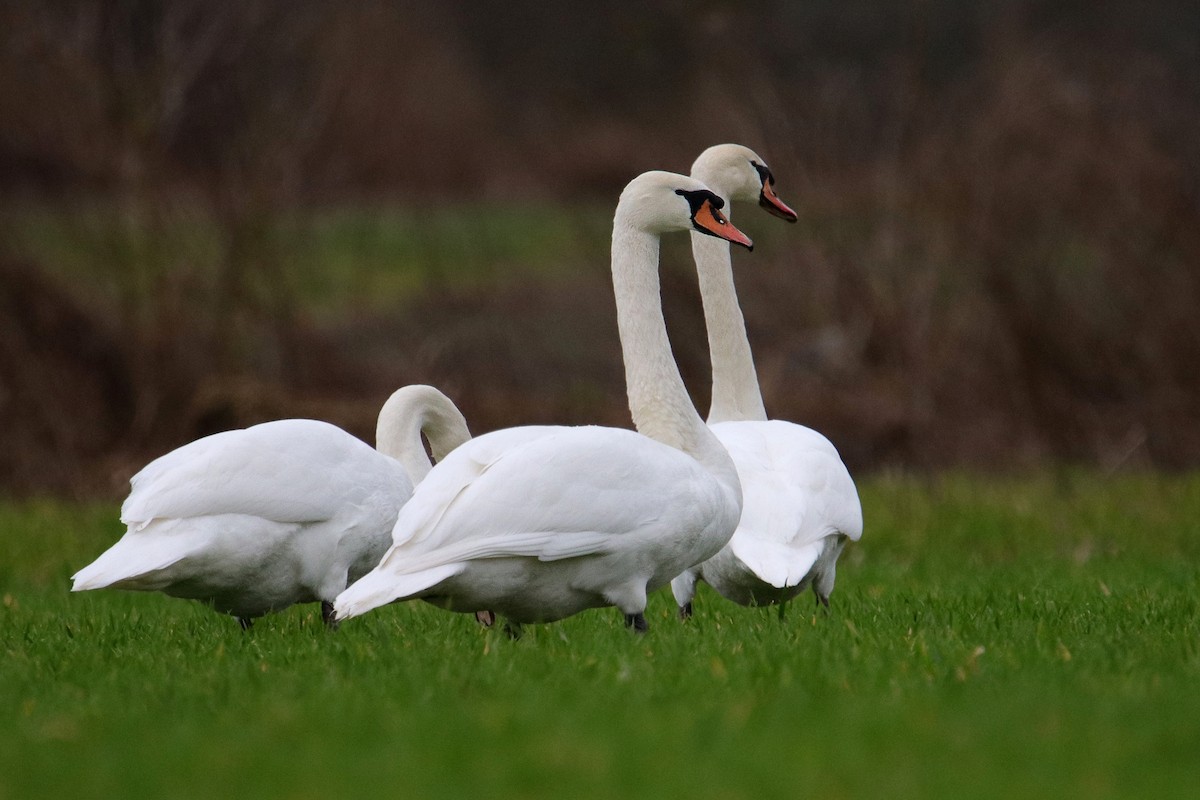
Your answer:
(1, 0), (1198, 496)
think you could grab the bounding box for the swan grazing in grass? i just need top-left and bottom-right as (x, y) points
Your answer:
(670, 144), (863, 619)
(333, 171), (753, 635)
(71, 384), (471, 629)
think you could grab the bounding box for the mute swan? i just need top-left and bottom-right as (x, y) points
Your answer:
(333, 171), (752, 635)
(670, 144), (863, 619)
(71, 384), (471, 629)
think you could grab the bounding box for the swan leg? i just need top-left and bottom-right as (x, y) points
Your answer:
(503, 620), (523, 640)
(237, 616), (254, 632)
(321, 601), (339, 630)
(670, 569), (698, 620)
(777, 602), (787, 622)
(624, 612), (649, 633)
(475, 610), (496, 627)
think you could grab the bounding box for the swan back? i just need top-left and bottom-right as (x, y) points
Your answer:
(122, 419), (411, 528)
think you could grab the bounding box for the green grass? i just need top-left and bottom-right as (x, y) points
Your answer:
(2, 473), (1199, 799)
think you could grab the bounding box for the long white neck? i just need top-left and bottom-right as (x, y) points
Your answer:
(690, 216), (767, 424)
(610, 221), (740, 490)
(375, 385), (472, 484)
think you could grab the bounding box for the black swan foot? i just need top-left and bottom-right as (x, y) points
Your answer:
(321, 601), (340, 630)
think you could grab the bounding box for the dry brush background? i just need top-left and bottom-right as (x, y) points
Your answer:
(1, 0), (1198, 495)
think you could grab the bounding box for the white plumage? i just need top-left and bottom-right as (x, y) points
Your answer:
(674, 421), (862, 610)
(671, 144), (863, 617)
(71, 385), (470, 628)
(335, 171), (754, 633)
(335, 425), (735, 626)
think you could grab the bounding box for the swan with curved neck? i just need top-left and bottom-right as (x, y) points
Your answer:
(376, 384), (472, 483)
(671, 143), (863, 618)
(333, 171), (751, 634)
(71, 385), (471, 629)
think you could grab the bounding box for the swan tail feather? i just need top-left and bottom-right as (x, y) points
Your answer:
(71, 535), (197, 592)
(730, 536), (824, 590)
(333, 562), (465, 621)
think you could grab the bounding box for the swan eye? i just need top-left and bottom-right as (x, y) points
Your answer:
(674, 188), (725, 217)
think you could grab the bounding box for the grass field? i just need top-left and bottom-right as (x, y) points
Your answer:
(2, 472), (1198, 799)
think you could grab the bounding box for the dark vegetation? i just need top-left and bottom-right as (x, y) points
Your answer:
(1, 1), (1198, 495)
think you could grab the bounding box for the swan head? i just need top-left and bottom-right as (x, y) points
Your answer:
(690, 143), (798, 223)
(616, 170), (754, 250)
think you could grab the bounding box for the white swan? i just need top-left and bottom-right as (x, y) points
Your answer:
(71, 384), (471, 629)
(333, 171), (753, 634)
(670, 144), (863, 619)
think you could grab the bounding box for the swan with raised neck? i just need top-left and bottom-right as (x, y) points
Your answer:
(668, 144), (862, 619)
(332, 170), (754, 633)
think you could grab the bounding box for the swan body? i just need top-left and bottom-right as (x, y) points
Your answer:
(337, 424), (735, 625)
(671, 144), (863, 616)
(71, 385), (470, 627)
(334, 171), (753, 632)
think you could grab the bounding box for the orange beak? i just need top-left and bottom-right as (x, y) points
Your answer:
(759, 179), (798, 222)
(693, 199), (754, 251)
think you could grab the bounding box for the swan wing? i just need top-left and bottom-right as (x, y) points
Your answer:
(383, 426), (673, 552)
(395, 425), (724, 561)
(122, 419), (412, 529)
